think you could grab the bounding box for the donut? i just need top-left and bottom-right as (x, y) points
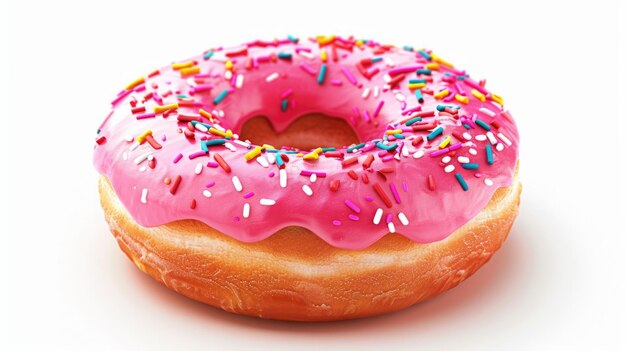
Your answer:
(94, 35), (521, 321)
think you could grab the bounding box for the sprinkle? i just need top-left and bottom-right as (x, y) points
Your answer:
(373, 100), (385, 117)
(426, 126), (444, 141)
(180, 66), (200, 77)
(413, 150), (424, 159)
(340, 66), (358, 85)
(230, 176), (243, 192)
(475, 119), (492, 131)
(265, 72), (279, 82)
(173, 153), (183, 163)
(479, 107), (496, 117)
(190, 199), (197, 209)
(281, 99), (288, 111)
(375, 142), (398, 151)
(438, 136), (451, 149)
(416, 69), (431, 75)
(387, 222), (396, 233)
(462, 163), (479, 170)
(348, 214), (359, 221)
(486, 131), (498, 144)
(199, 109), (213, 121)
(373, 183), (393, 208)
(202, 190), (212, 198)
(279, 168), (287, 188)
(299, 62), (317, 75)
(140, 189), (148, 204)
(373, 208), (384, 224)
(260, 198), (276, 206)
(330, 180), (340, 192)
(398, 212), (409, 226)
(169, 175), (182, 195)
(347, 170), (358, 180)
(455, 173), (469, 191)
(428, 175), (436, 191)
(213, 90), (229, 105)
(347, 143), (366, 153)
(302, 185), (313, 196)
(434, 89), (450, 99)
(244, 146), (262, 161)
(458, 156), (470, 163)
(390, 183), (401, 204)
(310, 174), (317, 182)
(342, 156), (359, 167)
(344, 200), (361, 213)
(445, 165), (455, 173)
(471, 89), (486, 102)
(213, 154), (231, 173)
(496, 143), (505, 151)
(125, 77), (145, 91)
(193, 162), (203, 175)
(332, 220), (342, 226)
(485, 145), (494, 165)
(498, 133), (512, 146)
(484, 178), (494, 186)
(455, 94), (469, 104)
(317, 63), (327, 84)
(134, 152), (152, 165)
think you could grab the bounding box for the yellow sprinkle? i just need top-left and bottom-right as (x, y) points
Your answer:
(320, 49), (327, 62)
(438, 136), (451, 149)
(125, 77), (145, 91)
(356, 39), (364, 47)
(136, 130), (152, 143)
(199, 109), (213, 121)
(491, 94), (504, 105)
(303, 151), (319, 160)
(471, 89), (486, 102)
(455, 94), (469, 104)
(316, 35), (335, 45)
(153, 103), (179, 114)
(179, 66), (200, 77)
(314, 147), (323, 154)
(408, 83), (426, 90)
(425, 63), (440, 70)
(434, 89), (450, 100)
(171, 61), (194, 70)
(262, 144), (276, 150)
(385, 129), (402, 135)
(244, 146), (262, 161)
(297, 153), (303, 157)
(225, 60), (233, 70)
(431, 53), (454, 68)
(208, 128), (233, 138)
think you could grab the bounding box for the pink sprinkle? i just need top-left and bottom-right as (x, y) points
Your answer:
(373, 100), (384, 117)
(268, 172), (275, 177)
(191, 84), (214, 94)
(161, 135), (167, 142)
(360, 143), (376, 152)
(281, 89), (293, 99)
(362, 110), (371, 123)
(429, 148), (449, 157)
(206, 161), (219, 168)
(344, 200), (361, 213)
(189, 151), (208, 159)
(332, 220), (342, 226)
(401, 105), (423, 116)
(449, 142), (463, 151)
(348, 214), (360, 221)
(330, 79), (343, 86)
(381, 155), (394, 162)
(340, 67), (357, 85)
(173, 153), (183, 163)
(111, 89), (132, 106)
(388, 65), (423, 76)
(390, 183), (401, 204)
(299, 62), (317, 76)
(455, 81), (466, 95)
(385, 214), (393, 223)
(464, 78), (488, 95)
(243, 192), (255, 198)
(256, 55), (271, 62)
(300, 170), (327, 177)
(136, 112), (156, 120)
(295, 46), (312, 53)
(134, 85), (146, 92)
(205, 181), (215, 188)
(402, 181), (408, 192)
(365, 196), (374, 201)
(233, 217), (240, 222)
(400, 101), (407, 110)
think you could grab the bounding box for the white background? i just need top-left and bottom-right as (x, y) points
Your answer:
(1, 0), (625, 350)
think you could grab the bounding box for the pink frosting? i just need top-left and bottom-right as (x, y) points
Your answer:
(93, 36), (519, 250)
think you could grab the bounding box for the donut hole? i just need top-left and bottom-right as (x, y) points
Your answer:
(239, 113), (361, 150)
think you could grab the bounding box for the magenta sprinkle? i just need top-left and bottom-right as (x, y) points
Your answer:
(365, 196), (374, 201)
(300, 170), (327, 177)
(161, 135), (167, 142)
(464, 77), (489, 95)
(268, 172), (275, 177)
(400, 101), (407, 110)
(360, 143), (376, 152)
(233, 216), (240, 222)
(373, 100), (384, 117)
(385, 213), (393, 223)
(344, 200), (361, 213)
(134, 85), (146, 92)
(332, 220), (342, 226)
(381, 155), (394, 162)
(295, 46), (312, 53)
(280, 89), (293, 99)
(390, 183), (401, 204)
(348, 214), (359, 221)
(330, 79), (343, 86)
(173, 153), (183, 163)
(429, 148), (449, 157)
(388, 65), (423, 76)
(299, 62), (317, 75)
(340, 66), (357, 85)
(455, 81), (466, 95)
(110, 89), (132, 106)
(243, 192), (255, 198)
(402, 181), (408, 192)
(401, 105), (422, 116)
(363, 110), (372, 123)
(449, 142), (463, 151)
(136, 112), (156, 120)
(191, 84), (213, 94)
(205, 181), (215, 188)
(206, 161), (219, 168)
(189, 151), (208, 159)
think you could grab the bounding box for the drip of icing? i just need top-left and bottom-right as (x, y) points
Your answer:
(93, 35), (519, 250)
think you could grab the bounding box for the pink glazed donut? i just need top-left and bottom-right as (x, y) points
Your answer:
(94, 35), (521, 321)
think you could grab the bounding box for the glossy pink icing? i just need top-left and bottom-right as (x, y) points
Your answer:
(93, 36), (519, 250)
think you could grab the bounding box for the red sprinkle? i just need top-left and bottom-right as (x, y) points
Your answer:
(373, 183), (393, 208)
(169, 175), (182, 195)
(361, 172), (369, 184)
(330, 180), (340, 192)
(213, 153), (231, 173)
(362, 154), (374, 168)
(342, 156), (359, 167)
(428, 175), (436, 191)
(131, 106), (146, 114)
(347, 170), (358, 180)
(145, 134), (162, 150)
(95, 136), (107, 145)
(190, 199), (197, 209)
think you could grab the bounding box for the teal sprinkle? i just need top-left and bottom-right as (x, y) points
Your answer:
(281, 99), (288, 112)
(177, 94), (188, 99)
(415, 89), (424, 102)
(405, 117), (422, 126)
(418, 50), (431, 60)
(457, 75), (468, 80)
(426, 126), (444, 141)
(455, 173), (469, 191)
(203, 50), (214, 60)
(317, 63), (327, 85)
(287, 35), (299, 43)
(372, 57), (383, 63)
(403, 45), (415, 52)
(322, 147), (336, 152)
(283, 151), (299, 154)
(213, 90), (228, 105)
(486, 145), (494, 165)
(347, 143), (366, 153)
(275, 153), (285, 166)
(436, 105), (446, 111)
(409, 79), (427, 84)
(266, 149), (279, 153)
(96, 129), (101, 134)
(191, 120), (212, 129)
(394, 134), (405, 139)
(475, 119), (492, 131)
(462, 163), (479, 170)
(201, 142), (209, 153)
(463, 123), (471, 129)
(375, 142), (398, 151)
(416, 69), (432, 75)
(277, 52), (292, 60)
(204, 139), (226, 147)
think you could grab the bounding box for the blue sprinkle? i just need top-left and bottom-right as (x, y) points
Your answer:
(317, 63), (327, 85)
(426, 126), (444, 141)
(486, 145), (494, 165)
(418, 50), (431, 60)
(203, 50), (214, 60)
(213, 90), (228, 105)
(405, 117), (422, 126)
(281, 99), (288, 112)
(462, 163), (479, 170)
(455, 173), (469, 191)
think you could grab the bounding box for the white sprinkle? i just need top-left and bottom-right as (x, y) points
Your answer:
(256, 155), (269, 168)
(130, 141), (140, 151)
(497, 132), (512, 146)
(463, 132), (472, 140)
(383, 56), (396, 67)
(310, 174), (317, 183)
(298, 50), (314, 59)
(125, 135), (134, 142)
(267, 153), (276, 164)
(140, 188), (148, 204)
(134, 152), (152, 165)
(122, 152), (128, 161)
(469, 148), (478, 155)
(362, 87), (371, 99)
(194, 123), (208, 132)
(279, 169), (287, 188)
(486, 131), (497, 144)
(260, 198), (276, 206)
(398, 212), (409, 226)
(235, 74), (244, 89)
(413, 150), (424, 159)
(224, 142), (236, 152)
(218, 110), (224, 118)
(233, 139), (250, 148)
(232, 176), (243, 192)
(266, 72), (279, 82)
(458, 156), (470, 163)
(302, 185), (313, 196)
(475, 134), (487, 141)
(394, 153), (401, 160)
(202, 190), (212, 198)
(479, 107), (496, 117)
(224, 70), (232, 80)
(496, 142), (505, 152)
(484, 179), (494, 186)
(373, 86), (380, 98)
(243, 203), (250, 218)
(445, 165), (455, 173)
(394, 92), (406, 102)
(147, 154), (154, 161)
(212, 124), (226, 132)
(383, 74), (392, 83)
(387, 221), (396, 233)
(193, 162), (202, 175)
(139, 166), (146, 172)
(402, 145), (409, 157)
(442, 156), (451, 163)
(373, 208), (383, 225)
